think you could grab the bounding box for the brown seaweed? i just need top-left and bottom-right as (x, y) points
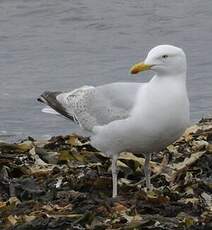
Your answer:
(0, 119), (212, 229)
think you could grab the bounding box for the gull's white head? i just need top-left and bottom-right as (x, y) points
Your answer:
(130, 45), (186, 76)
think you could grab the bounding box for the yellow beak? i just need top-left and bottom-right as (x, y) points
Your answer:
(130, 62), (152, 74)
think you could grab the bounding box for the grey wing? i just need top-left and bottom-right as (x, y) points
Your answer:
(39, 82), (143, 132)
(96, 82), (142, 112)
(93, 82), (143, 125)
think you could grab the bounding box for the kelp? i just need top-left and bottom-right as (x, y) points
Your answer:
(0, 118), (211, 229)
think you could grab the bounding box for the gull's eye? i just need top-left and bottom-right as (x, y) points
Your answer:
(162, 55), (168, 59)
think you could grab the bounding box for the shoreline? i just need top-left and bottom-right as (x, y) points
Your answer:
(0, 118), (211, 229)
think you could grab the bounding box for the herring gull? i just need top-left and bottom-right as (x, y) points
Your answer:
(38, 45), (190, 198)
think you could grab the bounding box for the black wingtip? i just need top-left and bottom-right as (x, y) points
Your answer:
(37, 97), (44, 103)
(38, 91), (76, 123)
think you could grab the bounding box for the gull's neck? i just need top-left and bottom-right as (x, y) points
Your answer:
(148, 72), (188, 98)
(151, 71), (187, 85)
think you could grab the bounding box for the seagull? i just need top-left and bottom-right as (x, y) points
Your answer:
(38, 45), (190, 198)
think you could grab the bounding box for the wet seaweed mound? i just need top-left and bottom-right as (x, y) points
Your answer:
(0, 118), (212, 229)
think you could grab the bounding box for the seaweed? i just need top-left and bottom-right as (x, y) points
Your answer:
(0, 119), (212, 229)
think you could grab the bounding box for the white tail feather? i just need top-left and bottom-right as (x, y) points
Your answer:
(42, 107), (59, 115)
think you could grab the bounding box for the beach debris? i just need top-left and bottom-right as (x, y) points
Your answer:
(0, 118), (212, 229)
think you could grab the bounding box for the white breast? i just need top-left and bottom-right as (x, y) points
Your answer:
(127, 75), (190, 152)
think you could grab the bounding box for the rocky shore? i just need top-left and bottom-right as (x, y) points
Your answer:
(0, 118), (211, 230)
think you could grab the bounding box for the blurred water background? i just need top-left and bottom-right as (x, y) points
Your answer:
(0, 0), (211, 141)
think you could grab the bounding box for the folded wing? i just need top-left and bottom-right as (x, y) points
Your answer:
(38, 82), (143, 132)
